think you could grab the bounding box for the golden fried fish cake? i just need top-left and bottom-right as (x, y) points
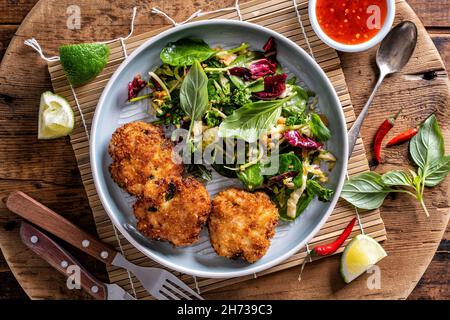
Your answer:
(133, 177), (211, 247)
(208, 188), (279, 263)
(108, 121), (183, 199)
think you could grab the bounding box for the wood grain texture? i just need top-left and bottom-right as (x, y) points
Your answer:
(0, 0), (448, 300)
(0, 0), (39, 24)
(407, 0), (450, 28)
(0, 25), (18, 60)
(0, 251), (8, 272)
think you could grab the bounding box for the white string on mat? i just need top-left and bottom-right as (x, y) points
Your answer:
(24, 6), (138, 143)
(24, 38), (60, 62)
(192, 276), (201, 294)
(292, 0), (315, 59)
(112, 225), (138, 298)
(69, 84), (90, 141)
(297, 244), (312, 282)
(152, 0), (243, 25)
(100, 6), (138, 58)
(24, 7), (137, 61)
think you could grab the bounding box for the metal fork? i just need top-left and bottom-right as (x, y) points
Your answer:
(6, 191), (203, 300)
(112, 254), (202, 300)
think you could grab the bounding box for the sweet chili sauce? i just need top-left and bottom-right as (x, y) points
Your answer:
(316, 0), (388, 45)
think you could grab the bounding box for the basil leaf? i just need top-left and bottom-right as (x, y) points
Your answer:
(381, 170), (413, 187)
(218, 97), (291, 143)
(237, 163), (264, 191)
(423, 155), (450, 187)
(180, 60), (209, 121)
(409, 114), (445, 171)
(309, 113), (331, 141)
(341, 172), (390, 210)
(160, 38), (216, 66)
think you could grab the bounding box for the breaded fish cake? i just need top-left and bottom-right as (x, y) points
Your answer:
(133, 177), (211, 247)
(208, 188), (279, 263)
(108, 121), (183, 199)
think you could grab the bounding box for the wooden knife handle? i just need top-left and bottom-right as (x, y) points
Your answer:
(20, 222), (107, 300)
(7, 191), (117, 265)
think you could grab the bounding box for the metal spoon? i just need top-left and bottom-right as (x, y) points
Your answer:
(347, 21), (418, 158)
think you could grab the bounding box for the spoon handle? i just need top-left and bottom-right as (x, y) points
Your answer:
(347, 73), (386, 159)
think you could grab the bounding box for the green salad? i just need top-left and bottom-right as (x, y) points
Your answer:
(127, 37), (336, 221)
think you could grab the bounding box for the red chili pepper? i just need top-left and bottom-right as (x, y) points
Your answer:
(373, 109), (402, 164)
(386, 128), (419, 147)
(311, 218), (357, 256)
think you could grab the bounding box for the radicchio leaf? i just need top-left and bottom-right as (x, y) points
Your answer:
(284, 130), (322, 150)
(268, 171), (298, 184)
(249, 58), (277, 79)
(263, 36), (277, 63)
(128, 74), (146, 100)
(228, 67), (252, 81)
(253, 74), (287, 100)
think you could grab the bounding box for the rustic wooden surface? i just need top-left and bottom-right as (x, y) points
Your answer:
(0, 0), (448, 299)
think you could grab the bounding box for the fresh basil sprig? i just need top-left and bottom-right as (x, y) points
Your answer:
(218, 94), (296, 143)
(180, 60), (209, 150)
(341, 115), (450, 217)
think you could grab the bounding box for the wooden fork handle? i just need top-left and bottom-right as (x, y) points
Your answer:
(20, 222), (107, 300)
(7, 191), (117, 265)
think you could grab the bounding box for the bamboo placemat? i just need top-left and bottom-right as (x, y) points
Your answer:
(47, 0), (387, 299)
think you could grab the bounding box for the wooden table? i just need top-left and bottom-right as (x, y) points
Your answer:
(0, 0), (448, 300)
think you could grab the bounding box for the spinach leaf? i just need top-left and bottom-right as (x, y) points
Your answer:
(218, 96), (292, 143)
(229, 51), (262, 67)
(278, 153), (302, 174)
(276, 180), (331, 221)
(409, 114), (445, 171)
(237, 163), (264, 191)
(246, 78), (264, 93)
(229, 75), (245, 90)
(281, 86), (308, 117)
(278, 192), (314, 221)
(309, 113), (331, 141)
(306, 180), (334, 201)
(211, 163), (238, 178)
(180, 60), (209, 149)
(341, 172), (391, 210)
(160, 38), (216, 66)
(381, 170), (413, 187)
(185, 164), (213, 183)
(423, 155), (450, 187)
(287, 76), (297, 85)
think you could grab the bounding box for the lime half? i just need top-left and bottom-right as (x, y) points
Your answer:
(59, 43), (110, 86)
(340, 234), (387, 284)
(38, 91), (74, 139)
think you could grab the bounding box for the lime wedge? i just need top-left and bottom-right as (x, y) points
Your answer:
(340, 234), (387, 283)
(59, 43), (110, 86)
(38, 91), (74, 139)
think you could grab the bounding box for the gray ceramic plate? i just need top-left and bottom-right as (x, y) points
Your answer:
(91, 20), (348, 278)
